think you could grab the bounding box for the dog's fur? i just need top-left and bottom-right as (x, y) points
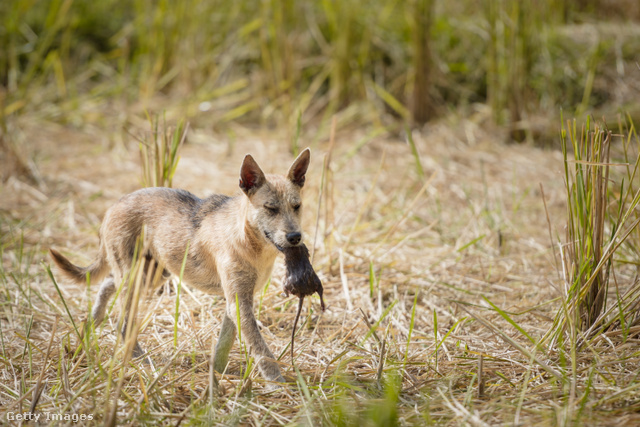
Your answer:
(50, 149), (311, 383)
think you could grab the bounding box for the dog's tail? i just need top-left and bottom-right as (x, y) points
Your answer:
(49, 248), (109, 285)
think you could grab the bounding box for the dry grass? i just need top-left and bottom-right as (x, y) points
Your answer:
(2, 112), (640, 426)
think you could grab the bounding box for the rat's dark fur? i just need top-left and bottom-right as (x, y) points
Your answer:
(281, 244), (325, 361)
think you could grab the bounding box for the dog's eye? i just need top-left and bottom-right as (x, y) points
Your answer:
(292, 204), (301, 211)
(264, 205), (279, 214)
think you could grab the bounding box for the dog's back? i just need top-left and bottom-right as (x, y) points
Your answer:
(100, 187), (202, 276)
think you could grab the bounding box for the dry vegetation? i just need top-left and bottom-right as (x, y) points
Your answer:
(3, 0), (640, 425)
(2, 114), (640, 425)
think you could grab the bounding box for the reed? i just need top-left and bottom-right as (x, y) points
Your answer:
(138, 115), (188, 188)
(542, 117), (640, 376)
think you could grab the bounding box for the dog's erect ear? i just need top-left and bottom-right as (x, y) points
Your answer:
(287, 148), (310, 188)
(239, 154), (266, 195)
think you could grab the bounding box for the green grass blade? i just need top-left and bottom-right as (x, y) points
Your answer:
(44, 264), (81, 341)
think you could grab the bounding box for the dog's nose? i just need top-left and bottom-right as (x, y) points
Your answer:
(286, 232), (302, 245)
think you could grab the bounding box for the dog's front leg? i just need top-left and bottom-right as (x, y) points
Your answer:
(213, 313), (236, 374)
(228, 295), (285, 383)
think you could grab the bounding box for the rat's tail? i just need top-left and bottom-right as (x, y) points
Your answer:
(291, 296), (305, 364)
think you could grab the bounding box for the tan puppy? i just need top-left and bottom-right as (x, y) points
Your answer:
(50, 149), (311, 383)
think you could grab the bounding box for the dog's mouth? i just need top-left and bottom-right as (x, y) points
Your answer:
(263, 231), (285, 252)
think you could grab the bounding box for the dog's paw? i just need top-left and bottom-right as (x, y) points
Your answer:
(257, 360), (285, 384)
(263, 380), (285, 392)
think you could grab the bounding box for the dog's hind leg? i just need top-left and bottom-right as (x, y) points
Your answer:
(78, 277), (116, 352)
(118, 291), (150, 364)
(213, 313), (236, 374)
(120, 319), (147, 360)
(86, 276), (146, 361)
(91, 277), (116, 327)
(118, 256), (165, 365)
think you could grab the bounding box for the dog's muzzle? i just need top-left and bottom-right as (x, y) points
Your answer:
(264, 231), (285, 252)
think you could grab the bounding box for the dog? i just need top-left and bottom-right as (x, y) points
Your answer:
(50, 148), (311, 383)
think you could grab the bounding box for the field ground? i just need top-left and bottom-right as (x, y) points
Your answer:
(1, 112), (640, 425)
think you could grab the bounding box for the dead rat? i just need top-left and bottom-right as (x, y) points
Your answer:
(281, 244), (325, 362)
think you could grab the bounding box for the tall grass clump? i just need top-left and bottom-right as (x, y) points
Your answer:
(563, 120), (612, 332)
(547, 117), (640, 349)
(137, 115), (188, 188)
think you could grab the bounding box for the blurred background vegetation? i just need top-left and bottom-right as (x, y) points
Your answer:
(1, 0), (640, 145)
